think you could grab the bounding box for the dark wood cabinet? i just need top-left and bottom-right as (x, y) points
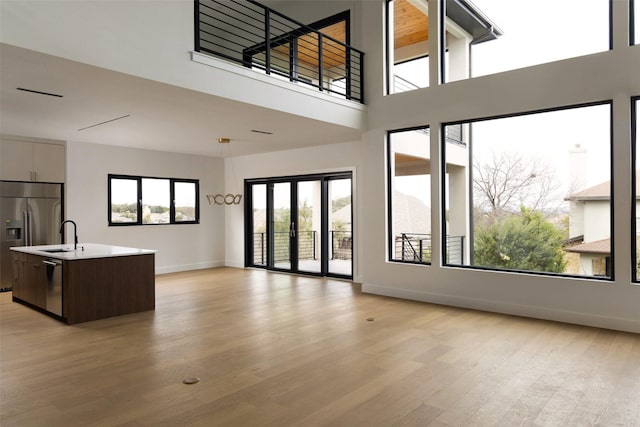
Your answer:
(13, 253), (47, 310)
(12, 251), (155, 324)
(63, 254), (155, 324)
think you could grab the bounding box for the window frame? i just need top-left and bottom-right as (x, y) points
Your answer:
(385, 0), (431, 95)
(633, 0), (638, 45)
(440, 100), (614, 280)
(387, 125), (432, 265)
(632, 96), (639, 282)
(108, 174), (199, 226)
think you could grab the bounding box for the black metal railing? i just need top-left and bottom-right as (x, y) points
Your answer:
(445, 235), (465, 264)
(445, 124), (465, 146)
(253, 230), (350, 265)
(394, 233), (432, 263)
(330, 230), (352, 260)
(393, 75), (420, 94)
(393, 234), (465, 264)
(195, 0), (365, 103)
(298, 231), (317, 260)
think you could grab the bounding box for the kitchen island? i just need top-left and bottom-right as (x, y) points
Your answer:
(11, 243), (156, 324)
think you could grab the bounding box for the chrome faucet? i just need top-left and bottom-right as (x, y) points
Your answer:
(59, 220), (78, 250)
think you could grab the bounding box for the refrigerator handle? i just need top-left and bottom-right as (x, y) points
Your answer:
(23, 210), (32, 246)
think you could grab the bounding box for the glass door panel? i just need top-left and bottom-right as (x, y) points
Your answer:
(297, 180), (322, 274)
(328, 178), (352, 276)
(272, 182), (291, 270)
(251, 184), (267, 266)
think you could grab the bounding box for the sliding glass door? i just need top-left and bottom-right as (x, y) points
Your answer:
(328, 177), (352, 276)
(272, 182), (292, 270)
(297, 180), (322, 274)
(245, 172), (352, 279)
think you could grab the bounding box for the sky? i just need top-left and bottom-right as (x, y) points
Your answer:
(111, 178), (195, 207)
(469, 0), (610, 77)
(394, 0), (615, 204)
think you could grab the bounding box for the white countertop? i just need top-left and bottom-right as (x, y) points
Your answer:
(11, 243), (156, 260)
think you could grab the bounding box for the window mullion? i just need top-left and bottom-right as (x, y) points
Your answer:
(170, 179), (176, 223)
(137, 177), (143, 225)
(430, 0), (443, 87)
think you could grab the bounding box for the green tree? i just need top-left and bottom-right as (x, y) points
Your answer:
(332, 196), (351, 213)
(474, 206), (566, 273)
(298, 200), (313, 232)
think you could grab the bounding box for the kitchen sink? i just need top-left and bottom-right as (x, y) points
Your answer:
(41, 248), (74, 253)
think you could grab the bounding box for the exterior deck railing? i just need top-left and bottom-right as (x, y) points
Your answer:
(195, 0), (365, 103)
(393, 233), (465, 264)
(253, 230), (351, 265)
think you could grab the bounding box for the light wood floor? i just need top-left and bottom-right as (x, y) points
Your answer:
(1, 267), (639, 426)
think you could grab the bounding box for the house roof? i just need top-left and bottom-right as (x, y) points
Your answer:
(447, 0), (504, 44)
(567, 176), (640, 201)
(568, 181), (611, 201)
(565, 238), (610, 255)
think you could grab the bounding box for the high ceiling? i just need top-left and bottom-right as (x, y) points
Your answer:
(0, 44), (362, 158)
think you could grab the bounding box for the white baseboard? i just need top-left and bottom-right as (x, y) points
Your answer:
(155, 260), (225, 275)
(362, 283), (640, 334)
(224, 260), (245, 269)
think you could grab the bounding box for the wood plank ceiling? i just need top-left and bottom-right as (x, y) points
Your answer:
(278, 1), (427, 72)
(394, 0), (429, 49)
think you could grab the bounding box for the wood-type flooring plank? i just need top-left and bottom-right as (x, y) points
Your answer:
(1, 267), (639, 426)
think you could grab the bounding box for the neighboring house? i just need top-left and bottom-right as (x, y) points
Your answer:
(566, 177), (640, 276)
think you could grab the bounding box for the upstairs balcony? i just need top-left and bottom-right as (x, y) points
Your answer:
(195, 0), (365, 103)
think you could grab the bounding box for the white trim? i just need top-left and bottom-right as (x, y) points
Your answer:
(155, 260), (225, 275)
(362, 282), (640, 334)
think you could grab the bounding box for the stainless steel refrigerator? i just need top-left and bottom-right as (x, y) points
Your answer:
(0, 181), (64, 291)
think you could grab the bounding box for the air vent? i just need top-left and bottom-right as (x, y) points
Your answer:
(16, 87), (63, 98)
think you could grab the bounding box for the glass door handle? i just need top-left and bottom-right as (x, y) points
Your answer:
(290, 222), (296, 238)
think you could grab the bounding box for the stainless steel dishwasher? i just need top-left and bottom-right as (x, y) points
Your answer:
(43, 258), (62, 316)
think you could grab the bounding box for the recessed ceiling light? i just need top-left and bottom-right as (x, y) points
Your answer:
(16, 87), (63, 98)
(250, 129), (273, 135)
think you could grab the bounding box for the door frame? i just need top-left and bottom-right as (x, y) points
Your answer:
(244, 171), (353, 279)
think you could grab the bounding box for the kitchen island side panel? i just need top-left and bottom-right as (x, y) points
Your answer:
(63, 254), (155, 324)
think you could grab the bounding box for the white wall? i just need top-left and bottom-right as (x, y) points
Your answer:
(356, 0), (640, 333)
(66, 141), (225, 274)
(224, 141), (363, 282)
(584, 201), (612, 242)
(0, 0), (363, 130)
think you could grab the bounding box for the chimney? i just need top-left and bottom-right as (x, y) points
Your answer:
(569, 143), (587, 192)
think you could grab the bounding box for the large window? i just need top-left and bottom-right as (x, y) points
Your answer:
(109, 174), (199, 226)
(387, 0), (430, 94)
(634, 97), (639, 282)
(443, 0), (610, 82)
(387, 127), (432, 263)
(443, 102), (612, 278)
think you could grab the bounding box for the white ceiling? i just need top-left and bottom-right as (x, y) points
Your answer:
(0, 44), (362, 158)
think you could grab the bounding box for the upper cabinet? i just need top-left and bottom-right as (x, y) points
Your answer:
(1, 138), (65, 183)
